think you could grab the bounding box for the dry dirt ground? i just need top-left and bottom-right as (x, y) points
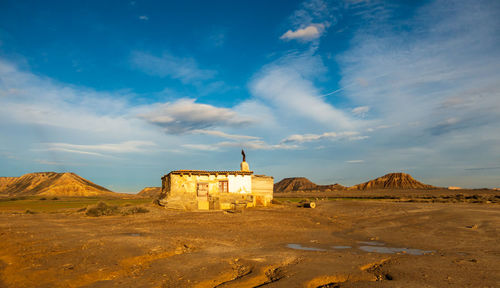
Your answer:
(0, 200), (499, 287)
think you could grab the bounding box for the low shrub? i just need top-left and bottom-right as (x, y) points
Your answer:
(120, 206), (149, 215)
(271, 199), (282, 205)
(85, 202), (119, 217)
(8, 196), (28, 201)
(39, 197), (47, 200)
(25, 209), (37, 214)
(84, 202), (149, 217)
(51, 197), (59, 200)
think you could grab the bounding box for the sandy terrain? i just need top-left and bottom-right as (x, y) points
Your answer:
(0, 200), (499, 287)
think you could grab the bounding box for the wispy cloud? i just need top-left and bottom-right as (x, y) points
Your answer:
(45, 141), (156, 154)
(191, 129), (260, 140)
(183, 139), (298, 151)
(346, 160), (364, 164)
(217, 140), (298, 150)
(287, 0), (333, 31)
(351, 106), (370, 116)
(338, 0), (500, 140)
(331, 0), (500, 187)
(138, 15), (149, 21)
(35, 141), (157, 158)
(464, 166), (500, 171)
(42, 148), (106, 157)
(250, 52), (356, 130)
(130, 51), (216, 84)
(35, 159), (69, 165)
(182, 144), (219, 151)
(281, 131), (365, 144)
(281, 0), (397, 44)
(139, 98), (253, 134)
(0, 59), (141, 134)
(0, 59), (179, 170)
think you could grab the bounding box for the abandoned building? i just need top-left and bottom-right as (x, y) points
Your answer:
(160, 150), (274, 210)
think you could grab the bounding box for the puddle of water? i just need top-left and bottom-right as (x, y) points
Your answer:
(287, 242), (434, 255)
(359, 246), (434, 255)
(332, 245), (352, 249)
(126, 233), (142, 237)
(357, 241), (385, 246)
(287, 243), (327, 251)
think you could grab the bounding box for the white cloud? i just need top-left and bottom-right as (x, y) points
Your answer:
(130, 51), (216, 84)
(250, 53), (356, 130)
(191, 129), (259, 140)
(348, 135), (369, 141)
(182, 144), (219, 151)
(138, 15), (149, 21)
(2, 0), (499, 189)
(365, 124), (398, 132)
(35, 159), (69, 165)
(182, 139), (298, 151)
(44, 141), (156, 154)
(0, 59), (145, 135)
(352, 105), (370, 116)
(338, 0), (500, 139)
(233, 100), (279, 129)
(330, 0), (500, 187)
(280, 24), (324, 42)
(44, 148), (106, 157)
(139, 98), (253, 134)
(217, 140), (298, 150)
(346, 160), (364, 164)
(281, 131), (364, 144)
(0, 58), (186, 175)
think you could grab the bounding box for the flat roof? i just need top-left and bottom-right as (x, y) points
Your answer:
(164, 170), (254, 177)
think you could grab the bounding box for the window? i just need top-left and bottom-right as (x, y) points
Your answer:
(197, 183), (208, 197)
(218, 181), (228, 193)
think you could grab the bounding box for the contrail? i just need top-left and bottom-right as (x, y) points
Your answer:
(319, 72), (391, 98)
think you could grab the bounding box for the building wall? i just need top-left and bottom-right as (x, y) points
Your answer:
(251, 175), (274, 206)
(228, 175), (252, 194)
(162, 172), (273, 210)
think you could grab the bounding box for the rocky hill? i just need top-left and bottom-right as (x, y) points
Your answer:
(350, 172), (436, 190)
(0, 172), (117, 197)
(138, 187), (162, 198)
(274, 177), (345, 193)
(274, 177), (317, 192)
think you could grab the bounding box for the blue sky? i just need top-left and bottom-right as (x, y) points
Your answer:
(1, 0), (499, 192)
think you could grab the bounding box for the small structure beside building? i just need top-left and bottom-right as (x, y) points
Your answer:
(160, 150), (273, 210)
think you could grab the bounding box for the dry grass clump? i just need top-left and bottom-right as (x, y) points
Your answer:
(120, 206), (149, 215)
(85, 201), (119, 216)
(85, 201), (149, 217)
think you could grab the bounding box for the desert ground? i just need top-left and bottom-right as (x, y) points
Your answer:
(0, 194), (499, 288)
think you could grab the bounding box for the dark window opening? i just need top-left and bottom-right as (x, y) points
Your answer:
(218, 181), (228, 193)
(197, 182), (208, 197)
